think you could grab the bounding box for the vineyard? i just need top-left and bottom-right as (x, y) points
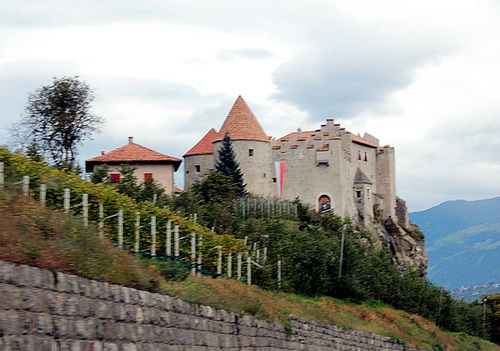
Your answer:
(0, 146), (261, 280)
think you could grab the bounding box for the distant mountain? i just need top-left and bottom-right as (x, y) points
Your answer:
(410, 196), (500, 292)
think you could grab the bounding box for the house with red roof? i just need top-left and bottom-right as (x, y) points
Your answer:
(86, 137), (182, 196)
(184, 96), (406, 226)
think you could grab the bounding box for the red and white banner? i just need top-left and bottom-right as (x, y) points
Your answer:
(274, 161), (285, 199)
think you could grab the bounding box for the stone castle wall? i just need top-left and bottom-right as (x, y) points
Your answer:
(0, 261), (422, 351)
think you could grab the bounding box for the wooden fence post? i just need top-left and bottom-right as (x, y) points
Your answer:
(227, 252), (232, 278)
(166, 220), (172, 256)
(135, 212), (140, 253)
(197, 234), (202, 277)
(82, 194), (88, 226)
(278, 260), (282, 290)
(0, 162), (3, 190)
(237, 254), (242, 280)
(40, 183), (46, 205)
(217, 246), (222, 276)
(151, 216), (156, 256)
(63, 188), (70, 213)
(99, 203), (104, 238)
(247, 256), (251, 285)
(191, 231), (196, 276)
(22, 176), (29, 196)
(118, 210), (123, 249)
(174, 225), (179, 257)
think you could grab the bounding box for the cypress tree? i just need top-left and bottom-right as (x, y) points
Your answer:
(215, 133), (247, 196)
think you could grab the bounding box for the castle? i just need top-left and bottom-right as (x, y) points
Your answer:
(184, 96), (408, 226)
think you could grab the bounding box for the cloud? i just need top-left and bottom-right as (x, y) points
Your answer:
(272, 20), (459, 121)
(216, 48), (274, 61)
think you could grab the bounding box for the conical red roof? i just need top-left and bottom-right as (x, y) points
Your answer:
(183, 128), (218, 157)
(214, 96), (269, 142)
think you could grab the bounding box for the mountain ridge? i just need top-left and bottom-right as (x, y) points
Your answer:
(410, 196), (500, 291)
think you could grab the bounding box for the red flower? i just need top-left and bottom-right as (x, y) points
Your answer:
(175, 219), (180, 223)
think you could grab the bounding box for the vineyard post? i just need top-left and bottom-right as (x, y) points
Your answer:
(191, 231), (196, 276)
(278, 260), (282, 290)
(134, 212), (140, 253)
(237, 254), (242, 280)
(247, 256), (251, 285)
(40, 184), (46, 205)
(22, 176), (29, 196)
(0, 162), (3, 190)
(118, 210), (123, 249)
(217, 246), (222, 275)
(166, 220), (172, 256)
(174, 225), (179, 257)
(197, 234), (202, 277)
(98, 203), (103, 238)
(151, 216), (156, 256)
(63, 188), (70, 213)
(227, 252), (232, 278)
(82, 194), (88, 226)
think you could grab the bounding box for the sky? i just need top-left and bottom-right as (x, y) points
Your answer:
(1, 0), (500, 212)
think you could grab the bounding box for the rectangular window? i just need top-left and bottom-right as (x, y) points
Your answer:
(249, 149), (254, 156)
(110, 173), (120, 183)
(273, 177), (277, 183)
(195, 165), (201, 173)
(356, 190), (361, 198)
(144, 173), (153, 180)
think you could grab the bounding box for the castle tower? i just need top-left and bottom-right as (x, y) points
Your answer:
(213, 96), (275, 196)
(183, 128), (218, 188)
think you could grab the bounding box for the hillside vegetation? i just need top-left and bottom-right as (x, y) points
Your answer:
(0, 192), (497, 351)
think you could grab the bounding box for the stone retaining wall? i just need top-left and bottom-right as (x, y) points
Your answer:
(0, 261), (420, 350)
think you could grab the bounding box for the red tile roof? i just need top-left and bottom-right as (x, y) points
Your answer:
(183, 128), (218, 157)
(86, 141), (181, 172)
(214, 96), (269, 142)
(351, 134), (377, 148)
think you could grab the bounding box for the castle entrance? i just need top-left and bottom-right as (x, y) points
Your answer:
(318, 195), (331, 213)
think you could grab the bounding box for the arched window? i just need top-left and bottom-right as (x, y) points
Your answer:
(318, 195), (331, 212)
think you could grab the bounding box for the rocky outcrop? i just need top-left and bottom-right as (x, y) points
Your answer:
(380, 218), (428, 276)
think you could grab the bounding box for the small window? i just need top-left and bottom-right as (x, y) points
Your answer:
(195, 165), (201, 173)
(249, 149), (254, 157)
(364, 152), (368, 162)
(144, 173), (153, 180)
(273, 177), (277, 183)
(367, 189), (370, 199)
(110, 173), (120, 183)
(358, 151), (361, 160)
(356, 190), (362, 198)
(263, 173), (266, 178)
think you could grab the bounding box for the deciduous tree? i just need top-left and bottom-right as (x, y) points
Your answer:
(13, 76), (104, 168)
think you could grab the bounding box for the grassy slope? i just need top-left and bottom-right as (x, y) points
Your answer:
(0, 192), (497, 351)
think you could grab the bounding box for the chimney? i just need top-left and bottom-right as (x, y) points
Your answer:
(101, 151), (105, 155)
(128, 136), (133, 144)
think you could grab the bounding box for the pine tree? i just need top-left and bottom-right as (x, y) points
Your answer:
(215, 133), (247, 196)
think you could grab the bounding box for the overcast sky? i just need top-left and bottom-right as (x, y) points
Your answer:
(1, 0), (500, 211)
